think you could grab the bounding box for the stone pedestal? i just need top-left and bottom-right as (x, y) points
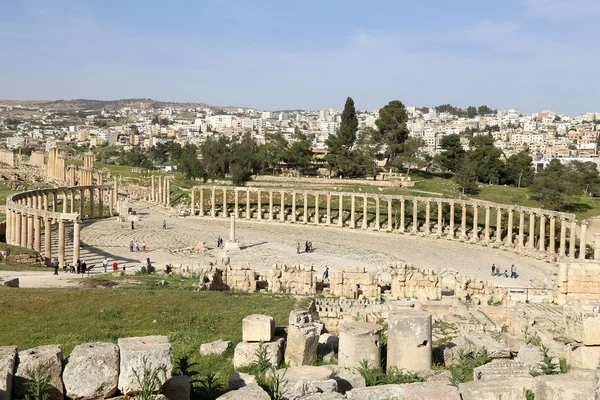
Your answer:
(387, 311), (432, 371)
(338, 322), (382, 369)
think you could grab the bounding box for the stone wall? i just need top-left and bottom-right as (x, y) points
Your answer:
(455, 276), (508, 305)
(0, 150), (15, 167)
(252, 174), (415, 188)
(27, 151), (45, 169)
(392, 265), (442, 300)
(557, 262), (600, 306)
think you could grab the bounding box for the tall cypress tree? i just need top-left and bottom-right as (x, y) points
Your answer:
(339, 97), (358, 147)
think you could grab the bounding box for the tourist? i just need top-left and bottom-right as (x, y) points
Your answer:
(103, 257), (108, 273)
(63, 260), (68, 273)
(70, 263), (75, 273)
(491, 264), (496, 276)
(129, 240), (134, 252)
(511, 265), (517, 279)
(81, 259), (87, 276)
(142, 241), (146, 252)
(305, 241), (309, 253)
(131, 220), (135, 230)
(308, 241), (313, 252)
(53, 260), (59, 275)
(322, 266), (329, 280)
(503, 269), (508, 278)
(162, 220), (167, 229)
(217, 237), (222, 248)
(112, 261), (118, 271)
(296, 243), (300, 254)
(135, 240), (140, 252)
(76, 258), (81, 274)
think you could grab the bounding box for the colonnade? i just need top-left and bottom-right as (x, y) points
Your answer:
(189, 186), (595, 261)
(149, 176), (171, 207)
(5, 184), (115, 266)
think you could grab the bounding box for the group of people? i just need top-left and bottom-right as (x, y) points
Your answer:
(56, 258), (88, 275)
(491, 264), (518, 279)
(102, 257), (122, 272)
(129, 240), (147, 252)
(296, 241), (313, 254)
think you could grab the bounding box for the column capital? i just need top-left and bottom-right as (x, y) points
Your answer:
(582, 220), (588, 226)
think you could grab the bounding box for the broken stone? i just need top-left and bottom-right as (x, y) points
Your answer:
(117, 336), (173, 395)
(200, 339), (232, 356)
(0, 346), (17, 400)
(63, 342), (119, 400)
(285, 324), (320, 367)
(233, 337), (284, 369)
(13, 345), (64, 400)
(242, 314), (275, 343)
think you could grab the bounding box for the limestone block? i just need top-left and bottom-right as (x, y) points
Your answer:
(242, 314), (274, 342)
(387, 311), (432, 371)
(277, 366), (333, 387)
(117, 336), (173, 395)
(515, 344), (545, 374)
(473, 359), (532, 381)
(63, 342), (119, 400)
(233, 337), (284, 369)
(565, 308), (600, 346)
(0, 346), (17, 400)
(228, 371), (257, 390)
(323, 366), (366, 394)
(338, 322), (382, 369)
(285, 324), (320, 367)
(216, 383), (270, 400)
(400, 382), (460, 400)
(534, 373), (595, 400)
(161, 376), (191, 400)
(200, 339), (232, 356)
(345, 384), (404, 400)
(13, 345), (64, 400)
(299, 393), (345, 400)
(459, 378), (532, 400)
(567, 344), (600, 370)
(462, 332), (511, 360)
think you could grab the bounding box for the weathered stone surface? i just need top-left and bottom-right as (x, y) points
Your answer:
(13, 345), (64, 400)
(284, 379), (338, 400)
(161, 376), (191, 400)
(594, 359), (600, 400)
(318, 333), (339, 355)
(63, 342), (119, 400)
(216, 383), (271, 400)
(345, 384), (404, 400)
(338, 322), (382, 369)
(2, 278), (18, 287)
(401, 382), (460, 400)
(473, 359), (533, 381)
(515, 344), (544, 374)
(242, 314), (275, 342)
(298, 393), (345, 400)
(565, 307), (600, 346)
(285, 324), (320, 367)
(278, 366), (333, 387)
(200, 339), (232, 356)
(459, 378), (532, 400)
(567, 344), (600, 370)
(387, 311), (432, 372)
(117, 336), (173, 395)
(233, 337), (284, 369)
(534, 372), (595, 400)
(323, 366), (366, 394)
(0, 346), (17, 400)
(462, 332), (511, 359)
(228, 371), (257, 390)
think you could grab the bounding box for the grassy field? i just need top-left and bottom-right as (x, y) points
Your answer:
(0, 275), (301, 391)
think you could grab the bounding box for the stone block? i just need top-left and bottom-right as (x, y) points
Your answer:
(0, 346), (17, 400)
(277, 366), (333, 387)
(346, 382), (459, 400)
(459, 378), (532, 400)
(161, 376), (191, 400)
(534, 373), (595, 400)
(565, 308), (600, 346)
(216, 383), (270, 400)
(63, 342), (119, 400)
(323, 366), (366, 394)
(318, 333), (339, 357)
(473, 359), (532, 381)
(567, 344), (600, 370)
(338, 322), (382, 369)
(242, 314), (275, 342)
(387, 311), (432, 371)
(462, 332), (511, 360)
(200, 339), (232, 356)
(233, 337), (284, 369)
(285, 324), (320, 367)
(13, 345), (64, 400)
(228, 371), (257, 390)
(117, 336), (173, 395)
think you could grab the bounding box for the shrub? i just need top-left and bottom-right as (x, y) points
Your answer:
(132, 357), (167, 400)
(539, 345), (559, 375)
(449, 347), (488, 387)
(268, 366), (288, 400)
(526, 389), (535, 400)
(197, 372), (224, 400)
(250, 343), (272, 386)
(356, 360), (423, 387)
(24, 363), (52, 400)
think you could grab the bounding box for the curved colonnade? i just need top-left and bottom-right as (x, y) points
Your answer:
(188, 185), (594, 261)
(5, 183), (116, 266)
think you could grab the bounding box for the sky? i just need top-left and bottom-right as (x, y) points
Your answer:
(1, 0), (599, 115)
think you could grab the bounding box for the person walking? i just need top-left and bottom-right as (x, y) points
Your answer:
(53, 260), (59, 275)
(135, 240), (140, 252)
(112, 261), (118, 272)
(322, 266), (329, 280)
(491, 264), (496, 276)
(142, 241), (146, 252)
(162, 220), (167, 229)
(511, 265), (517, 279)
(63, 260), (68, 273)
(296, 243), (300, 254)
(131, 220), (135, 230)
(76, 258), (81, 274)
(305, 241), (309, 253)
(81, 259), (87, 276)
(103, 257), (108, 273)
(129, 240), (134, 252)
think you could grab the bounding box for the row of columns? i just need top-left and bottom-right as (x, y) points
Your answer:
(189, 187), (592, 260)
(149, 176), (171, 207)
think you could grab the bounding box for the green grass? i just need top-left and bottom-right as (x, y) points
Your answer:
(0, 275), (300, 388)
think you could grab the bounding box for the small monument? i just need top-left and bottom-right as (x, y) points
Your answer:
(224, 215), (241, 251)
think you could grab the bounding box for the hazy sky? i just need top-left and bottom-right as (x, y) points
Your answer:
(1, 0), (598, 114)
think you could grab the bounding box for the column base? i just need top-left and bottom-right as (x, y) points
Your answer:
(224, 241), (241, 251)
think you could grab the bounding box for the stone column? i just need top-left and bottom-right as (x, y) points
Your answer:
(569, 220), (577, 259)
(234, 190), (239, 217)
(579, 220), (588, 260)
(528, 213), (536, 249)
(60, 191), (67, 214)
(89, 187), (94, 218)
(506, 209), (514, 246)
(199, 189), (204, 217)
(269, 191), (274, 221)
(449, 202), (455, 238)
(58, 219), (65, 266)
(350, 195), (356, 228)
(191, 189), (195, 216)
(34, 217), (42, 253)
(280, 191), (285, 222)
(549, 216), (556, 254)
(472, 205), (479, 242)
(21, 213), (27, 247)
(412, 199), (419, 234)
(5, 209), (11, 245)
(15, 212), (22, 247)
(518, 211), (525, 247)
(246, 190), (251, 220)
(388, 198), (393, 231)
(112, 177), (118, 213)
(211, 187), (216, 217)
(338, 322), (383, 370)
(166, 178), (170, 206)
(52, 191), (56, 213)
(27, 215), (34, 249)
(43, 193), (48, 211)
(387, 311), (432, 371)
(223, 188), (228, 218)
(108, 189), (114, 216)
(257, 190), (262, 220)
(314, 193), (319, 225)
(424, 201), (431, 235)
(362, 194), (368, 230)
(338, 194), (344, 227)
(375, 196), (380, 230)
(72, 220), (80, 265)
(539, 215), (546, 252)
(559, 218), (567, 257)
(158, 176), (162, 204)
(44, 218), (51, 260)
(460, 204), (467, 239)
(399, 198), (405, 233)
(98, 188), (103, 217)
(326, 194), (331, 225)
(303, 192), (308, 224)
(437, 201), (443, 236)
(484, 206), (491, 241)
(80, 188), (85, 217)
(151, 176), (155, 202)
(495, 208), (502, 243)
(292, 192), (297, 222)
(70, 190), (75, 213)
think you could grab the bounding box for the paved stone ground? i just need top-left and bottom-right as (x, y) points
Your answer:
(2, 200), (558, 289)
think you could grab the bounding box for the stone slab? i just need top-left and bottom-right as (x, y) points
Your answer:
(242, 314), (275, 342)
(233, 337), (284, 369)
(63, 342), (119, 400)
(117, 336), (173, 395)
(0, 346), (17, 400)
(13, 345), (64, 400)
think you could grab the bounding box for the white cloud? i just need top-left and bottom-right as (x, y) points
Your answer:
(467, 20), (519, 42)
(520, 0), (600, 17)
